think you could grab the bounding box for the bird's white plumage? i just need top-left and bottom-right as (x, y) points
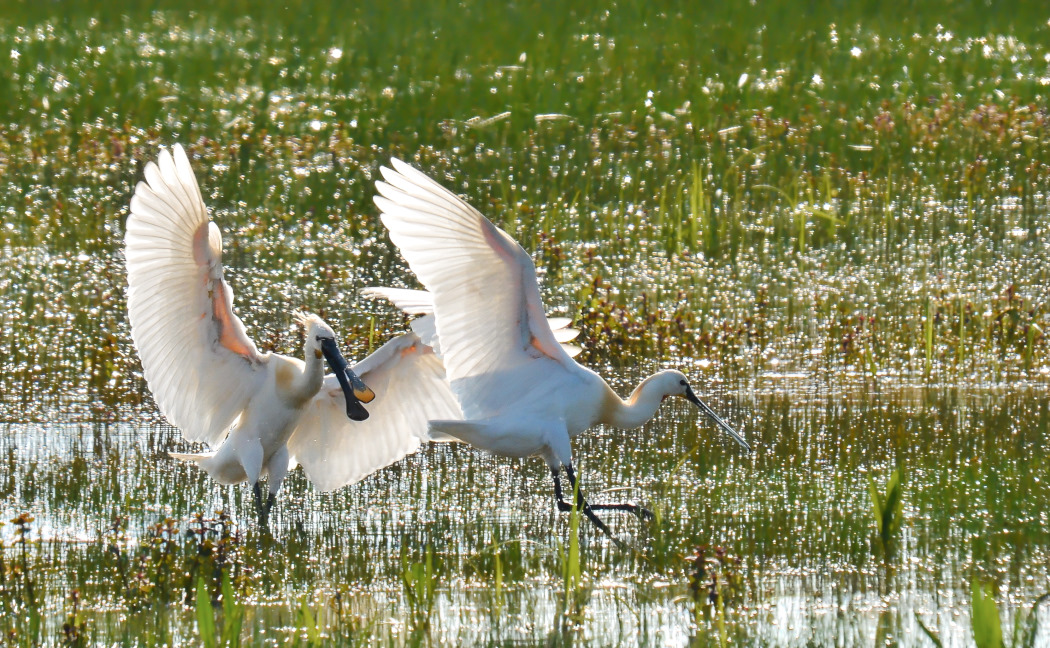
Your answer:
(287, 317), (461, 491)
(375, 161), (576, 419)
(126, 144), (265, 447)
(127, 145), (469, 512)
(360, 287), (436, 315)
(371, 159), (752, 542)
(362, 286), (582, 358)
(372, 160), (749, 531)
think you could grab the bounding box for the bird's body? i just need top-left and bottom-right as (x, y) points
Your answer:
(430, 361), (600, 461)
(170, 352), (322, 488)
(125, 145), (459, 524)
(372, 160), (750, 539)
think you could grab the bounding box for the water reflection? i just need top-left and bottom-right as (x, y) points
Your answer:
(2, 385), (1047, 644)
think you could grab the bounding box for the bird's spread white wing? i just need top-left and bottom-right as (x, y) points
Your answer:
(374, 161), (575, 398)
(287, 320), (462, 491)
(375, 159), (590, 418)
(126, 144), (266, 446)
(360, 287), (443, 354)
(361, 286), (435, 315)
(362, 286), (582, 357)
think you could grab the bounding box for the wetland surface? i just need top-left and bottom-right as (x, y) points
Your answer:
(2, 1), (1050, 645)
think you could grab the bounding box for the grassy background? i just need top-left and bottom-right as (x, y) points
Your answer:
(2, 0), (1050, 415)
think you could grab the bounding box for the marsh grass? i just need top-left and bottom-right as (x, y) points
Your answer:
(921, 581), (1050, 648)
(400, 544), (438, 637)
(2, 2), (1050, 407)
(3, 387), (1050, 644)
(867, 467), (904, 555)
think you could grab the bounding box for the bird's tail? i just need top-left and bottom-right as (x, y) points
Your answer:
(169, 450), (249, 486)
(428, 419), (487, 444)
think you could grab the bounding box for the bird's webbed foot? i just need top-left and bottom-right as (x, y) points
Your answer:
(588, 501), (654, 522)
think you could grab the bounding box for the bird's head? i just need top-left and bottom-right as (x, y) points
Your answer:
(656, 369), (751, 452)
(294, 311), (337, 351)
(293, 310), (375, 421)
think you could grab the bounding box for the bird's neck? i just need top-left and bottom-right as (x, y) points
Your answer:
(600, 374), (665, 429)
(305, 346), (326, 379)
(289, 348), (326, 403)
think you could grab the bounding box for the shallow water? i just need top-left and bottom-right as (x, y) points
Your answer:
(2, 384), (1049, 645)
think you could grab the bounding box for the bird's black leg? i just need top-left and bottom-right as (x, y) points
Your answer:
(253, 482), (270, 528)
(558, 465), (618, 541)
(564, 466), (652, 521)
(551, 469), (574, 512)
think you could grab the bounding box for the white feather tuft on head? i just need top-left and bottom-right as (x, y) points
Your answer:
(292, 310), (323, 329)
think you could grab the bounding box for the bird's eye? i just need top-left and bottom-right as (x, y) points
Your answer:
(679, 380), (687, 386)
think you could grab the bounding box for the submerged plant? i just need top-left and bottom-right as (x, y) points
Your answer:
(1014, 592), (1050, 648)
(195, 577), (217, 648)
(2, 513), (41, 645)
(60, 589), (88, 647)
(102, 511), (246, 614)
(490, 535), (504, 610)
(558, 473), (592, 630)
(685, 545), (744, 648)
(295, 598), (325, 648)
(400, 544), (438, 635)
(971, 579), (1004, 648)
(195, 572), (244, 648)
(971, 581), (1050, 648)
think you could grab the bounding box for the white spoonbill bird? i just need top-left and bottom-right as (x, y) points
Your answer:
(125, 145), (459, 525)
(373, 160), (751, 539)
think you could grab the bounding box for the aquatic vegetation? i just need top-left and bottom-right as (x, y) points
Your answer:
(919, 582), (1049, 648)
(972, 579), (1005, 648)
(867, 467), (904, 555)
(558, 480), (588, 630)
(685, 545), (744, 647)
(293, 597), (326, 648)
(399, 544), (438, 637)
(60, 589), (88, 648)
(194, 574), (245, 648)
(103, 511), (244, 611)
(969, 583), (1050, 648)
(1, 513), (42, 645)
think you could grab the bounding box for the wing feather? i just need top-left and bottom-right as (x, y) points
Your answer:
(362, 285), (584, 362)
(125, 144), (266, 446)
(361, 287), (435, 315)
(374, 161), (572, 418)
(287, 325), (462, 491)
